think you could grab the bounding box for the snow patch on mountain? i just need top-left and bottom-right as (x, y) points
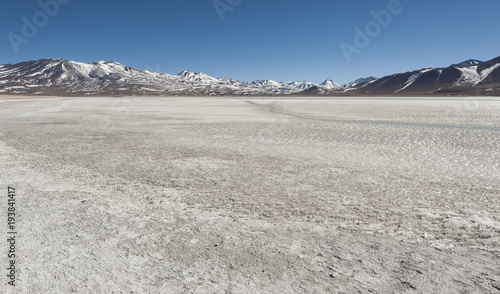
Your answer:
(396, 72), (422, 93)
(455, 63), (500, 86)
(479, 63), (500, 82)
(395, 69), (433, 93)
(455, 66), (480, 86)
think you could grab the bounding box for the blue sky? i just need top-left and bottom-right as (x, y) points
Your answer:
(1, 0), (499, 84)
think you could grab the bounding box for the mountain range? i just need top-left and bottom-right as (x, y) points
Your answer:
(304, 57), (500, 96)
(0, 59), (342, 96)
(0, 56), (499, 96)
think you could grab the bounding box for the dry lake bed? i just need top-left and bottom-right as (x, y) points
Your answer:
(1, 96), (499, 293)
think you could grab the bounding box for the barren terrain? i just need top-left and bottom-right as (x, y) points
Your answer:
(1, 96), (499, 293)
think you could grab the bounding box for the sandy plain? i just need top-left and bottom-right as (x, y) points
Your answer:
(1, 96), (499, 293)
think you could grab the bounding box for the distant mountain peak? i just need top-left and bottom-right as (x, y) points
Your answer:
(177, 70), (193, 76)
(320, 79), (341, 90)
(177, 70), (209, 77)
(176, 70), (218, 83)
(450, 59), (482, 68)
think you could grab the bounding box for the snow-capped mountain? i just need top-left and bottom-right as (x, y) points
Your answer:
(0, 59), (339, 96)
(176, 70), (219, 83)
(282, 81), (322, 91)
(320, 79), (341, 90)
(248, 79), (282, 88)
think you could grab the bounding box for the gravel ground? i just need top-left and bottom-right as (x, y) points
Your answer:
(1, 96), (499, 293)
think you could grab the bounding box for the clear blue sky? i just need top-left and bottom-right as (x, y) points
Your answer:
(1, 0), (499, 84)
